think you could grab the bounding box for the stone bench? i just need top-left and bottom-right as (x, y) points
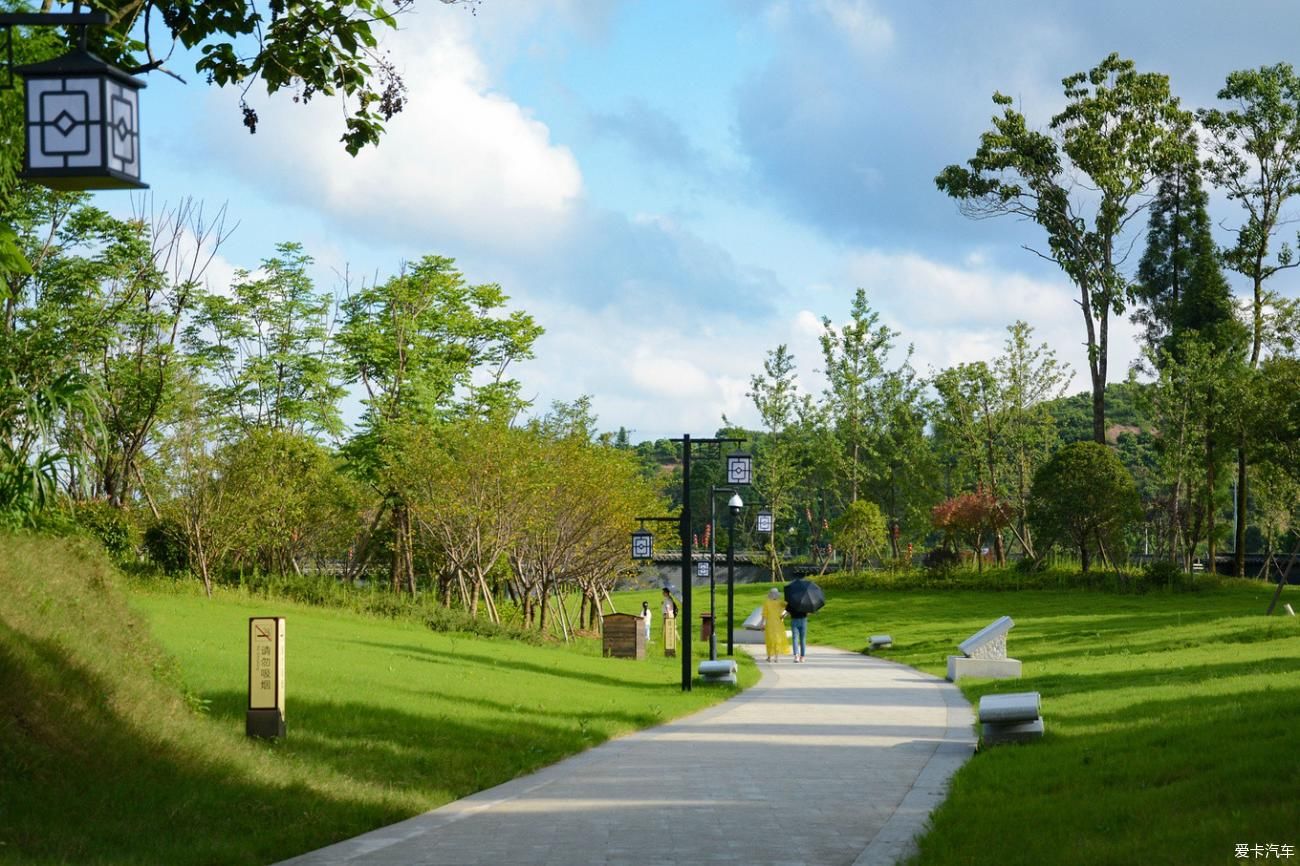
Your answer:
(947, 615), (1022, 681)
(698, 659), (738, 684)
(979, 691), (1044, 745)
(867, 634), (893, 650)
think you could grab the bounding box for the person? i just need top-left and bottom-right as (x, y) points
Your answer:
(761, 587), (789, 662)
(661, 587), (678, 657)
(641, 600), (652, 642)
(789, 605), (808, 663)
(782, 576), (823, 663)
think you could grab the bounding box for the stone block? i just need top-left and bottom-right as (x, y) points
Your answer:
(1285, 604), (1296, 617)
(868, 634), (893, 649)
(978, 692), (1041, 724)
(698, 659), (738, 684)
(957, 616), (1014, 660)
(981, 718), (1044, 745)
(947, 655), (1021, 682)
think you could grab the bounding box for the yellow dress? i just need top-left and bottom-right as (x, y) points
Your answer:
(762, 598), (790, 657)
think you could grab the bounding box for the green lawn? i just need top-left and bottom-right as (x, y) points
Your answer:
(695, 579), (1300, 866)
(0, 536), (756, 865)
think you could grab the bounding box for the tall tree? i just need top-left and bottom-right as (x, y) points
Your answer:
(337, 255), (541, 592)
(1200, 63), (1300, 576)
(1133, 165), (1242, 359)
(937, 53), (1194, 444)
(186, 242), (344, 440)
(746, 344), (804, 580)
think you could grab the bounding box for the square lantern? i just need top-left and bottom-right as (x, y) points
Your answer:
(696, 560), (711, 578)
(726, 451), (753, 486)
(756, 508), (774, 534)
(17, 49), (147, 190)
(631, 529), (654, 560)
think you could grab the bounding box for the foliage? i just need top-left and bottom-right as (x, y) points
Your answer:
(829, 499), (888, 569)
(72, 499), (139, 558)
(938, 53), (1194, 443)
(1029, 441), (1142, 571)
(931, 489), (1010, 571)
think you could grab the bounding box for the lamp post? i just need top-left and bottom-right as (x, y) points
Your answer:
(726, 492), (742, 656)
(667, 436), (750, 691)
(707, 487), (743, 660)
(1, 7), (149, 190)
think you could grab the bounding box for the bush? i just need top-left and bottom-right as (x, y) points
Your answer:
(1140, 559), (1189, 592)
(923, 547), (960, 574)
(143, 519), (189, 574)
(73, 500), (139, 558)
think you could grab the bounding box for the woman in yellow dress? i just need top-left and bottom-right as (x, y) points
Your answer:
(762, 587), (789, 662)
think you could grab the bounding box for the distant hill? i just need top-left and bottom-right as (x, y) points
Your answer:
(1043, 380), (1155, 444)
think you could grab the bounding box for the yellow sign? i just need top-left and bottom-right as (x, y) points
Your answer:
(248, 617), (285, 711)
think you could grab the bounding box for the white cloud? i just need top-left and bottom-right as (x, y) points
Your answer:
(818, 0), (894, 56)
(202, 15), (582, 254)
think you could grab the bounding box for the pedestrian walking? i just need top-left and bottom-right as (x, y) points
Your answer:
(783, 576), (826, 663)
(761, 587), (789, 662)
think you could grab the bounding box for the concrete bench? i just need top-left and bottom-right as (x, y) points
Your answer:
(698, 659), (738, 685)
(947, 615), (1022, 681)
(868, 634), (893, 650)
(978, 691), (1044, 745)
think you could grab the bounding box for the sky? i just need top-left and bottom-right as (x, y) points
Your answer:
(103, 0), (1300, 441)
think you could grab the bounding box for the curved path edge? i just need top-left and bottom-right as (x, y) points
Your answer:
(278, 645), (976, 866)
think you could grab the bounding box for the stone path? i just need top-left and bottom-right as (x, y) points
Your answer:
(279, 645), (976, 866)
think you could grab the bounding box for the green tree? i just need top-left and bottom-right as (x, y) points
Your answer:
(1029, 441), (1141, 572)
(746, 344), (804, 580)
(1133, 165), (1243, 359)
(337, 256), (541, 592)
(937, 53), (1194, 444)
(186, 242), (344, 439)
(829, 499), (887, 573)
(1200, 63), (1300, 576)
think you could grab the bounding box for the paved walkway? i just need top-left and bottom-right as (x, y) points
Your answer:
(279, 645), (976, 866)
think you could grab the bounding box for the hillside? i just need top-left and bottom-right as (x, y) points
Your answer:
(0, 537), (752, 864)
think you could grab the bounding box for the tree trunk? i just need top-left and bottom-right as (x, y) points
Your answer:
(1234, 443), (1247, 577)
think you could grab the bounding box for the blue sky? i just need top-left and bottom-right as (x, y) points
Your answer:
(104, 0), (1300, 441)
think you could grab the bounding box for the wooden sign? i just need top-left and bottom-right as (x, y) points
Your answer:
(246, 616), (285, 738)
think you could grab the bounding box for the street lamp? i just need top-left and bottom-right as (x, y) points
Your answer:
(756, 508), (774, 534)
(706, 487), (743, 660)
(2, 9), (149, 190)
(670, 434), (748, 691)
(631, 527), (654, 560)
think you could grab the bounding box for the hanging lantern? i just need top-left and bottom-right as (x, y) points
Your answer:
(756, 508), (774, 534)
(631, 529), (654, 560)
(16, 48), (147, 190)
(696, 560), (711, 578)
(725, 451), (753, 486)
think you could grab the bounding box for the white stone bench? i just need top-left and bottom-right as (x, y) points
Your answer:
(978, 691), (1044, 745)
(698, 659), (738, 684)
(947, 615), (1022, 681)
(868, 634), (893, 650)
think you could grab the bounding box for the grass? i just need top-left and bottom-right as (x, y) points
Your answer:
(688, 578), (1300, 866)
(0, 535), (756, 865)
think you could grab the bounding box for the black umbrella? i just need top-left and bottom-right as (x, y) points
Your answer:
(783, 577), (825, 615)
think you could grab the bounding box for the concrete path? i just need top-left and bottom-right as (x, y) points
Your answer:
(279, 645), (976, 866)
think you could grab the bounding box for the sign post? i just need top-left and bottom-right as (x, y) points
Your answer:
(247, 616), (285, 739)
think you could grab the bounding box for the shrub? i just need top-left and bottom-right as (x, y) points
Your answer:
(1029, 442), (1141, 572)
(73, 500), (138, 558)
(923, 546), (960, 574)
(143, 519), (189, 574)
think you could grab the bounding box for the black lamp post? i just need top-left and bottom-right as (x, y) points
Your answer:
(1, 7), (148, 190)
(726, 492), (742, 656)
(667, 435), (749, 691)
(707, 486), (742, 661)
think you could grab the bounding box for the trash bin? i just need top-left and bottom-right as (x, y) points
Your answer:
(700, 613), (713, 642)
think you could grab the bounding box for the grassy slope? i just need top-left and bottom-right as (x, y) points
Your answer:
(703, 581), (1299, 866)
(0, 536), (755, 865)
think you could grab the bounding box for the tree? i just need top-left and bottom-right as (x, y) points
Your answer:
(937, 53), (1194, 444)
(746, 344), (804, 580)
(1029, 442), (1141, 572)
(1133, 165), (1242, 359)
(931, 489), (1009, 573)
(337, 255), (541, 592)
(186, 242), (344, 439)
(1200, 63), (1300, 576)
(830, 499), (887, 573)
(995, 321), (1070, 558)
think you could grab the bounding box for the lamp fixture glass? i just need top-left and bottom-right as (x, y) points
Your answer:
(725, 451), (753, 486)
(756, 508), (774, 534)
(631, 529), (654, 560)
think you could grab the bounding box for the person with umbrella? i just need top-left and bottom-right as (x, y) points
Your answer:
(783, 576), (826, 663)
